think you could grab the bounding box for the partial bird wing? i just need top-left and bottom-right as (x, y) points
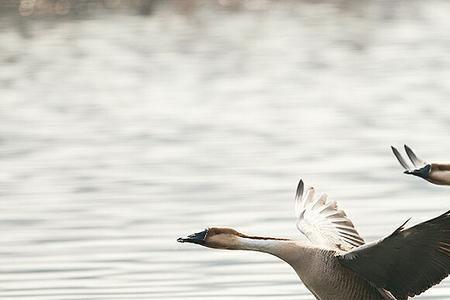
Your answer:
(391, 145), (431, 178)
(404, 145), (427, 167)
(295, 180), (365, 251)
(338, 210), (450, 300)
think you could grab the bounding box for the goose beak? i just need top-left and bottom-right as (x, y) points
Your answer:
(177, 229), (208, 245)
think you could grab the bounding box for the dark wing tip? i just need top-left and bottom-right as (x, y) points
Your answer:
(388, 217), (411, 237)
(391, 146), (411, 170)
(404, 144), (423, 167)
(296, 179), (304, 199)
(398, 217), (411, 230)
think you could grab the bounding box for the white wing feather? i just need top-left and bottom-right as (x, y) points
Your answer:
(295, 180), (365, 251)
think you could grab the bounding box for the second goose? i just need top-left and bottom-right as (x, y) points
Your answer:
(392, 144), (450, 185)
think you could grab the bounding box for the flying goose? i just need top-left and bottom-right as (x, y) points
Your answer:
(178, 180), (450, 300)
(392, 145), (450, 185)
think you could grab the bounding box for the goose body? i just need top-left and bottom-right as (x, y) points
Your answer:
(178, 181), (450, 299)
(284, 244), (389, 300)
(392, 145), (450, 185)
(215, 235), (389, 300)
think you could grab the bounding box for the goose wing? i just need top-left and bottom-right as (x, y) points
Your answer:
(295, 180), (365, 251)
(391, 145), (431, 178)
(338, 210), (450, 300)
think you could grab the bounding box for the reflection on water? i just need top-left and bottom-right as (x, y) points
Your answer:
(1, 1), (450, 299)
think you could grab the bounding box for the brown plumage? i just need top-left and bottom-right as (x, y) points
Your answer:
(178, 180), (450, 300)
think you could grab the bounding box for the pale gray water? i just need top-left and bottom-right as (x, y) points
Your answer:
(1, 1), (450, 299)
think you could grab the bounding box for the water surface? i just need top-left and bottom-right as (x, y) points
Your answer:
(1, 1), (450, 299)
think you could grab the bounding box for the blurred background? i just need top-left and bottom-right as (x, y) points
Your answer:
(1, 0), (450, 299)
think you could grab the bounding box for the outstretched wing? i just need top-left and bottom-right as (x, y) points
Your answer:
(295, 180), (365, 251)
(338, 210), (450, 300)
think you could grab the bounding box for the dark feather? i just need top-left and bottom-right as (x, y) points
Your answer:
(391, 146), (411, 170)
(404, 144), (424, 167)
(296, 180), (304, 200)
(338, 210), (450, 300)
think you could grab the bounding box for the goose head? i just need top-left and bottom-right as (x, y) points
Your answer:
(177, 227), (243, 250)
